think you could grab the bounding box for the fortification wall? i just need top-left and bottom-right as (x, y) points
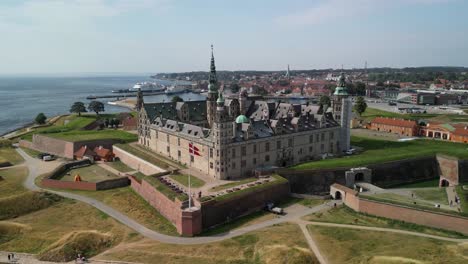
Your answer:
(128, 176), (202, 235)
(96, 177), (130, 190)
(436, 155), (460, 185)
(114, 146), (164, 176)
(358, 198), (468, 235)
(32, 134), (75, 158)
(369, 156), (438, 188)
(41, 179), (97, 190)
(200, 181), (290, 229)
(459, 159), (468, 183)
(279, 168), (347, 195)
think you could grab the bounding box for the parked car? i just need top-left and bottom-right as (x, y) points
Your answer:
(265, 202), (284, 215)
(43, 155), (56, 161)
(37, 153), (50, 159)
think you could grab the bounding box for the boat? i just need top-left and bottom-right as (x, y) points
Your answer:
(165, 84), (189, 94)
(112, 82), (166, 93)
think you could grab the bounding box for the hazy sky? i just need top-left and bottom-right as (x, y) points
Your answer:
(0, 0), (467, 75)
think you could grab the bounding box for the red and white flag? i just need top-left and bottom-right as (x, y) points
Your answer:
(189, 143), (201, 156)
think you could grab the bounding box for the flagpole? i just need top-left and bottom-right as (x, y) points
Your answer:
(189, 142), (192, 209)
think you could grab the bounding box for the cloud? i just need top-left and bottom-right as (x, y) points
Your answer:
(275, 0), (456, 26)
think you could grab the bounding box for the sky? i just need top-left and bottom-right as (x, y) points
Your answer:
(0, 0), (467, 75)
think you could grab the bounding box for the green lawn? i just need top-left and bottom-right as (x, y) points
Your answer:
(361, 107), (468, 123)
(107, 160), (134, 173)
(456, 186), (468, 213)
(114, 144), (174, 170)
(210, 177), (257, 192)
(169, 174), (205, 188)
(20, 147), (42, 158)
(413, 188), (448, 205)
(47, 129), (137, 143)
(303, 205), (467, 238)
(292, 136), (468, 170)
(391, 179), (440, 188)
(58, 165), (120, 183)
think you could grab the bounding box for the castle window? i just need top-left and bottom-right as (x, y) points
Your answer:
(316, 134), (319, 142)
(309, 135), (313, 143)
(253, 158), (256, 164)
(321, 133), (325, 141)
(191, 156), (194, 162)
(277, 140), (281, 149)
(265, 155), (270, 162)
(253, 144), (257, 154)
(177, 138), (180, 146)
(241, 146), (246, 156)
(265, 142), (270, 151)
(232, 162), (236, 169)
(330, 132), (334, 139)
(167, 134), (170, 142)
(241, 160), (246, 167)
(309, 146), (313, 153)
(210, 148), (213, 158)
(178, 150), (181, 157)
(210, 162), (213, 169)
(232, 148), (236, 158)
(167, 146), (170, 152)
(288, 138), (293, 147)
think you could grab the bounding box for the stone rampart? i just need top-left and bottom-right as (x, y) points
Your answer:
(200, 181), (290, 229)
(32, 134), (75, 158)
(113, 146), (165, 175)
(128, 175), (202, 236)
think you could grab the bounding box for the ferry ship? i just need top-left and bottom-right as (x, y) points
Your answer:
(165, 84), (189, 94)
(112, 82), (166, 93)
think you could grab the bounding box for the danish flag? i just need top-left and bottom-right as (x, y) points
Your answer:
(189, 143), (201, 156)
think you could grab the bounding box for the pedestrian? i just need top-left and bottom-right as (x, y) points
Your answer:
(8, 254), (10, 261)
(450, 200), (453, 206)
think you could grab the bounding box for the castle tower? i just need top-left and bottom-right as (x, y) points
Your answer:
(331, 73), (349, 122)
(206, 45), (218, 128)
(239, 87), (248, 115)
(136, 88), (144, 111)
(213, 90), (232, 179)
(340, 97), (352, 151)
(285, 64), (291, 80)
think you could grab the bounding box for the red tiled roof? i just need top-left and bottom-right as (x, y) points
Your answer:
(372, 117), (418, 128)
(453, 124), (468, 137)
(93, 146), (113, 158)
(74, 146), (95, 158)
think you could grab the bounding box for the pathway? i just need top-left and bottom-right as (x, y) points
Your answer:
(446, 186), (462, 210)
(0, 251), (141, 264)
(298, 223), (328, 264)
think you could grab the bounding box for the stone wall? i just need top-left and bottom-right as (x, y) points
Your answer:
(436, 155), (460, 185)
(279, 168), (347, 195)
(128, 176), (202, 236)
(96, 177), (130, 190)
(200, 181), (290, 229)
(369, 156), (439, 188)
(459, 159), (468, 183)
(32, 134), (75, 158)
(42, 178), (97, 191)
(358, 198), (468, 235)
(113, 146), (164, 176)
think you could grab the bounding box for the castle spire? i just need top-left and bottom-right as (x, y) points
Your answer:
(208, 44), (218, 91)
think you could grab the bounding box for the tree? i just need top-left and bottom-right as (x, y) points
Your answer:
(69, 102), (87, 116)
(171, 95), (184, 103)
(354, 96), (368, 116)
(355, 82), (366, 96)
(319, 95), (331, 106)
(88, 101), (105, 115)
(35, 113), (47, 124)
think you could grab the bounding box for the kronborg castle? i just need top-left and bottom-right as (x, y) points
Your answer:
(138, 48), (352, 180)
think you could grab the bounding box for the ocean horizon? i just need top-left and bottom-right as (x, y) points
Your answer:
(0, 76), (204, 136)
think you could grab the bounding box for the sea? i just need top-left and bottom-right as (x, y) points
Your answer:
(0, 76), (206, 136)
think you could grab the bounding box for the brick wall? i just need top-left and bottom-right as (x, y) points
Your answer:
(279, 167), (347, 195)
(32, 134), (75, 158)
(41, 179), (97, 190)
(436, 155), (459, 185)
(113, 146), (164, 176)
(200, 181), (290, 229)
(128, 176), (202, 235)
(358, 198), (468, 235)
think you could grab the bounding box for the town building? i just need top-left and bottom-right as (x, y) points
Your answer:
(369, 117), (419, 137)
(138, 47), (352, 180)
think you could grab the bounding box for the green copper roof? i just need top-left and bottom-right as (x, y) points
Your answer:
(334, 87), (349, 96)
(217, 91), (225, 104)
(235, 115), (249, 124)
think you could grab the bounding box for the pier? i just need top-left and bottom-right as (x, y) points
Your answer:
(86, 91), (166, 100)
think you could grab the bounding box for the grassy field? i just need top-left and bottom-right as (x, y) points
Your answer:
(413, 188), (448, 205)
(303, 206), (467, 238)
(114, 144), (174, 170)
(0, 166), (29, 198)
(20, 114), (137, 143)
(170, 174), (205, 188)
(58, 165), (120, 183)
(308, 225), (468, 264)
(98, 223), (318, 264)
(106, 160), (133, 173)
(0, 147), (24, 166)
(201, 210), (277, 236)
(361, 107), (468, 123)
(19, 147), (42, 158)
(390, 179), (440, 188)
(292, 136), (468, 170)
(210, 177), (257, 192)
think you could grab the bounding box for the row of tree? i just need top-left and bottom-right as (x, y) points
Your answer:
(319, 95), (368, 116)
(70, 101), (105, 116)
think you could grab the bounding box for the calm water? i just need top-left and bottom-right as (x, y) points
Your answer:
(0, 76), (205, 136)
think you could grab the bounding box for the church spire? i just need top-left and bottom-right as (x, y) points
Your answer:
(208, 44), (218, 92)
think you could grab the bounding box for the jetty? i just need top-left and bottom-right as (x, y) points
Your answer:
(86, 91), (166, 100)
